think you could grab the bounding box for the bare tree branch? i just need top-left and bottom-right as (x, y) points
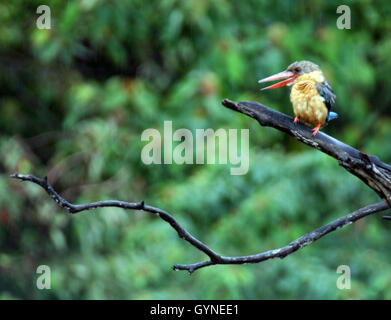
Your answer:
(173, 201), (388, 272)
(9, 174), (389, 273)
(10, 99), (391, 273)
(222, 99), (391, 206)
(9, 174), (220, 263)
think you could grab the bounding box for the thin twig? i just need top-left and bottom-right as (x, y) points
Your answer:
(10, 173), (389, 273)
(173, 201), (388, 272)
(9, 174), (220, 265)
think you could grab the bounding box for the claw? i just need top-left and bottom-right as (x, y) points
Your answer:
(312, 123), (321, 136)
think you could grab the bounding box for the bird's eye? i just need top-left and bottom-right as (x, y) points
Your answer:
(295, 67), (301, 73)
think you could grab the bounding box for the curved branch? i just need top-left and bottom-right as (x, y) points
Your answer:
(222, 99), (391, 206)
(10, 99), (391, 273)
(10, 173), (389, 273)
(10, 174), (220, 263)
(173, 200), (388, 272)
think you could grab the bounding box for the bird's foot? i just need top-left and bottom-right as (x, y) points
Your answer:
(293, 116), (300, 123)
(312, 124), (321, 136)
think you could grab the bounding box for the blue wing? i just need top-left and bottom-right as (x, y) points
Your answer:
(316, 80), (337, 122)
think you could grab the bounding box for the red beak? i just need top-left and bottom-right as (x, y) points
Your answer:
(258, 70), (297, 90)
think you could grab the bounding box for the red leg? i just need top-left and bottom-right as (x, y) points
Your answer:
(312, 123), (321, 136)
(294, 116), (300, 123)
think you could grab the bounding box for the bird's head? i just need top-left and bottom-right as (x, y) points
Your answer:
(258, 60), (321, 90)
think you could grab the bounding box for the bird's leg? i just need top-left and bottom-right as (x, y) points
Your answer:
(294, 116), (300, 123)
(312, 123), (321, 136)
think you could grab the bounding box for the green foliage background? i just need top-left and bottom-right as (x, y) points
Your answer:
(1, 0), (391, 299)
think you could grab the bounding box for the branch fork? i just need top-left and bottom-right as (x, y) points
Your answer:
(10, 99), (391, 273)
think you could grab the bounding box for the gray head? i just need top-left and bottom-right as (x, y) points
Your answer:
(286, 61), (321, 76)
(258, 60), (322, 90)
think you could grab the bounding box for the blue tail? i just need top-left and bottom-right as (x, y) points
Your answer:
(326, 111), (338, 122)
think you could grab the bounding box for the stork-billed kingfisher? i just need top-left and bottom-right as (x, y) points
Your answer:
(258, 61), (338, 136)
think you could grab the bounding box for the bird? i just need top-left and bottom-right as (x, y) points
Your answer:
(258, 60), (337, 136)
